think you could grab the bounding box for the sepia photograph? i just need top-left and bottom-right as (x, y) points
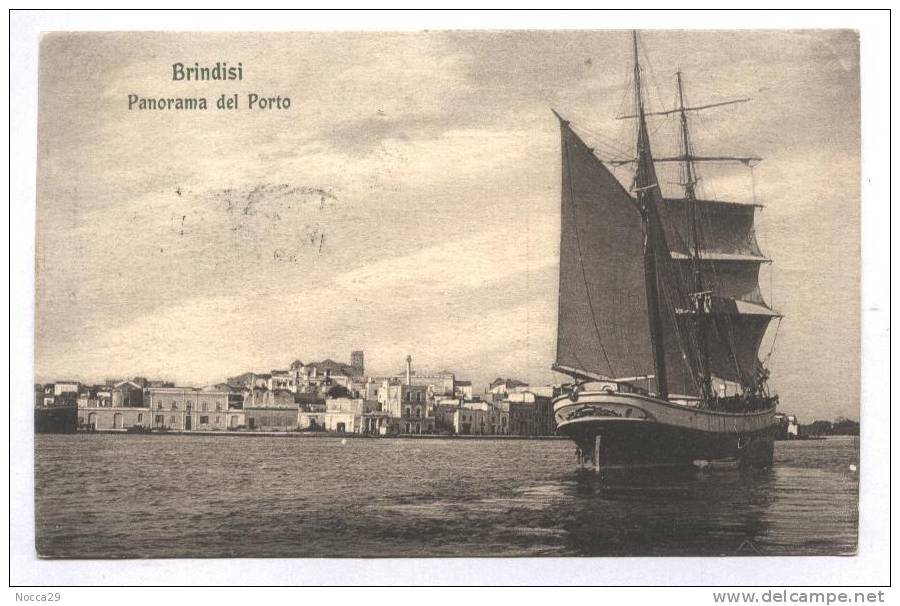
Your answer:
(9, 8), (891, 591)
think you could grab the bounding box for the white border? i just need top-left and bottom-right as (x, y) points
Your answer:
(8, 9), (891, 588)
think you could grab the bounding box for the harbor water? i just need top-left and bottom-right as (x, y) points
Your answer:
(34, 434), (858, 558)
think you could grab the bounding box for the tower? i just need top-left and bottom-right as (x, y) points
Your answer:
(351, 350), (364, 375)
(405, 355), (412, 386)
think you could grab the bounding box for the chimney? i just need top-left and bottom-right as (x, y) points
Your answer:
(405, 355), (412, 386)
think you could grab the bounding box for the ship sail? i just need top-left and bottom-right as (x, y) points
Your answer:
(550, 32), (778, 472)
(554, 117), (702, 395)
(553, 37), (779, 400)
(554, 117), (655, 383)
(662, 198), (779, 389)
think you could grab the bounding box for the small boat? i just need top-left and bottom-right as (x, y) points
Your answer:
(693, 458), (741, 471)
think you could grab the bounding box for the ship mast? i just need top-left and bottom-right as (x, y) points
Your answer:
(632, 31), (669, 400)
(675, 71), (713, 402)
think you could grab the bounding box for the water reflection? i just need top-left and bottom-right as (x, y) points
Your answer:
(555, 466), (776, 555)
(34, 435), (857, 558)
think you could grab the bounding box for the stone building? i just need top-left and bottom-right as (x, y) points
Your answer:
(243, 407), (298, 431)
(453, 401), (509, 435)
(488, 378), (529, 396)
(38, 381), (80, 407)
(78, 406), (150, 431)
(244, 387), (295, 408)
(433, 398), (463, 433)
(237, 388), (298, 430)
(324, 397), (365, 433)
(298, 411), (326, 430)
(268, 370), (296, 392)
(76, 385), (112, 409)
(111, 380), (144, 407)
(377, 380), (434, 433)
(144, 387), (232, 431)
(453, 380), (474, 400)
(227, 351), (365, 397)
(506, 391), (557, 436)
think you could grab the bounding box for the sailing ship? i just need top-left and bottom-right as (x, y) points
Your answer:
(552, 32), (780, 469)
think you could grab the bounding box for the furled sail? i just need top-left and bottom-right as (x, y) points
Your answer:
(659, 198), (772, 308)
(658, 198), (764, 259)
(554, 117), (656, 381)
(660, 197), (777, 388)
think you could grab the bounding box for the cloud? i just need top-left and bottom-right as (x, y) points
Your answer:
(334, 222), (556, 293)
(34, 31), (861, 421)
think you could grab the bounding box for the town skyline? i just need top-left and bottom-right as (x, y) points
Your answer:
(33, 349), (524, 395)
(35, 30), (860, 421)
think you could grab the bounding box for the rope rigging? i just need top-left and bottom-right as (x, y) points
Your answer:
(554, 31), (776, 407)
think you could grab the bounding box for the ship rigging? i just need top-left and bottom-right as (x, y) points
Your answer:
(550, 31), (779, 469)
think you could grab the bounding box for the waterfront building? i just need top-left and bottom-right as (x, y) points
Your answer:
(377, 381), (429, 416)
(395, 409), (435, 434)
(34, 383), (80, 432)
(241, 387), (299, 430)
(225, 410), (247, 429)
(34, 405), (77, 433)
(191, 387), (232, 431)
(377, 356), (438, 433)
(453, 400), (508, 435)
(506, 391), (556, 436)
(361, 410), (392, 435)
(433, 398), (463, 433)
(378, 380), (433, 433)
(36, 381), (81, 407)
(787, 415), (799, 437)
(295, 392), (326, 411)
(774, 413), (801, 440)
(76, 382), (152, 430)
(144, 387), (232, 431)
(324, 397), (365, 433)
(242, 406), (298, 431)
(78, 405), (150, 431)
(298, 411), (326, 430)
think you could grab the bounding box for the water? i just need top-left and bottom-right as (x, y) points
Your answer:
(34, 435), (858, 558)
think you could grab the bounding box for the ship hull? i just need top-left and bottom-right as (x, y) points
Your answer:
(554, 390), (775, 469)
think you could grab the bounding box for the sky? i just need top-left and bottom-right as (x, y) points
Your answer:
(35, 30), (860, 421)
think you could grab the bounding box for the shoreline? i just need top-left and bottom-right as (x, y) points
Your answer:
(50, 429), (567, 441)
